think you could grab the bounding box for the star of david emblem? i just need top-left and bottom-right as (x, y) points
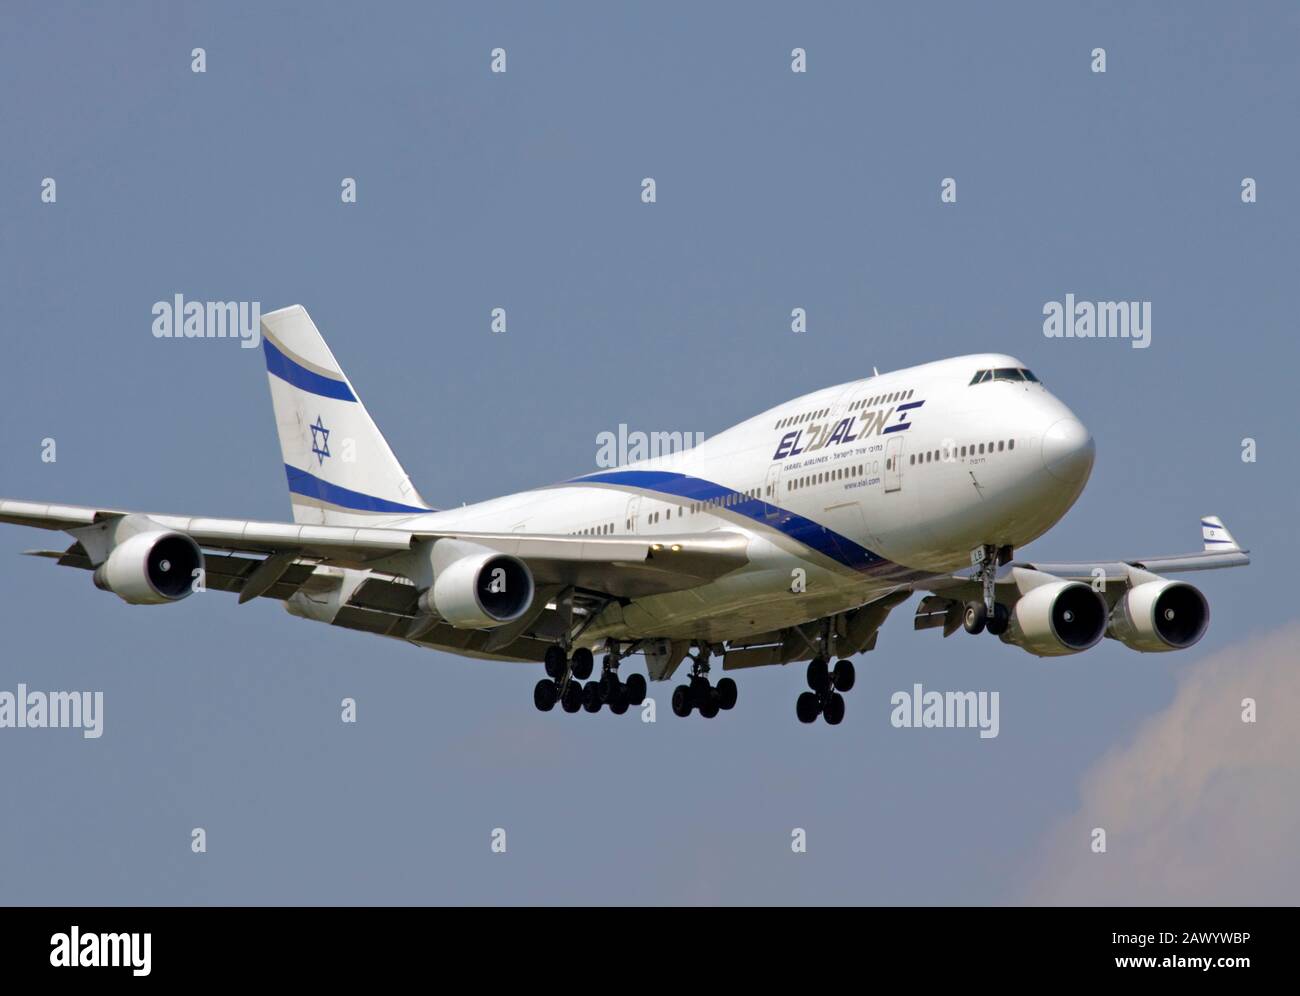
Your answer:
(310, 416), (331, 465)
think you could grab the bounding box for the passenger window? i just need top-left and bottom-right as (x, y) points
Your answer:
(1008, 439), (1015, 450)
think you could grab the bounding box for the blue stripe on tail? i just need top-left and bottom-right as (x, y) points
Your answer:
(264, 338), (357, 402)
(285, 465), (430, 514)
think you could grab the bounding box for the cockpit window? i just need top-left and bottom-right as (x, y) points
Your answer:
(970, 367), (1040, 385)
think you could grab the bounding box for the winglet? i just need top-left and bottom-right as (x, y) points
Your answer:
(1201, 515), (1240, 552)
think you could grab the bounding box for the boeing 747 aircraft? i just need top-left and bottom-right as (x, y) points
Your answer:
(0, 307), (1249, 724)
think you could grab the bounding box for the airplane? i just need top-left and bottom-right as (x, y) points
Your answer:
(0, 306), (1250, 725)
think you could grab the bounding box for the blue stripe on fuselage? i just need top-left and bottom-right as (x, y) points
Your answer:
(572, 469), (884, 572)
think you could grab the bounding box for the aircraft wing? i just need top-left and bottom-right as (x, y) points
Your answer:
(926, 514), (1247, 592)
(0, 497), (750, 601)
(913, 515), (1248, 635)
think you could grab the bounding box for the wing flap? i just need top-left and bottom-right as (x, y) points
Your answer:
(27, 542), (320, 600)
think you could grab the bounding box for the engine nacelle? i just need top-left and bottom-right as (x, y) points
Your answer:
(999, 580), (1107, 657)
(92, 530), (204, 604)
(1107, 580), (1209, 652)
(426, 548), (535, 629)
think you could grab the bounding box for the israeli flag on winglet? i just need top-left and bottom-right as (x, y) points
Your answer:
(1201, 515), (1239, 551)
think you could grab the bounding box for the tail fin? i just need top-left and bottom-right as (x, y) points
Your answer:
(1201, 515), (1240, 552)
(260, 305), (432, 525)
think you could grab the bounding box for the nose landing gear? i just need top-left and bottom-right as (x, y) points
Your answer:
(963, 543), (1012, 637)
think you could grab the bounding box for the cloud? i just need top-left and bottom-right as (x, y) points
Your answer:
(1023, 623), (1300, 905)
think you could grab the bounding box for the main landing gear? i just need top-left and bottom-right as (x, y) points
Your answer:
(671, 648), (737, 720)
(796, 656), (856, 726)
(533, 643), (647, 716)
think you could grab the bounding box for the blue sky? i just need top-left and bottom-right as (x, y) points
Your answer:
(1, 1), (1297, 904)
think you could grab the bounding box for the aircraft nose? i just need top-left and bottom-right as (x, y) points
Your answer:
(1041, 417), (1095, 484)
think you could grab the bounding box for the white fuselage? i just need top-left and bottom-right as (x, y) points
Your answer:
(376, 353), (1094, 645)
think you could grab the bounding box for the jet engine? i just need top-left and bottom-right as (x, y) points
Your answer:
(999, 580), (1107, 656)
(92, 530), (204, 604)
(1106, 579), (1209, 652)
(423, 547), (535, 629)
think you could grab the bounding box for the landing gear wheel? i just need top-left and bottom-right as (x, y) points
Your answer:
(571, 647), (594, 680)
(796, 691), (821, 724)
(544, 645), (566, 680)
(832, 660), (856, 692)
(985, 603), (1010, 636)
(533, 679), (558, 712)
(963, 601), (988, 635)
(561, 681), (583, 713)
(671, 685), (693, 717)
(715, 677), (738, 710)
(598, 671), (620, 702)
(607, 686), (629, 715)
(807, 657), (831, 693)
(823, 692), (846, 726)
(699, 689), (721, 719)
(582, 681), (602, 712)
(624, 673), (647, 706)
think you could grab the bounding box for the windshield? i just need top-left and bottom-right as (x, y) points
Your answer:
(969, 367), (1040, 385)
